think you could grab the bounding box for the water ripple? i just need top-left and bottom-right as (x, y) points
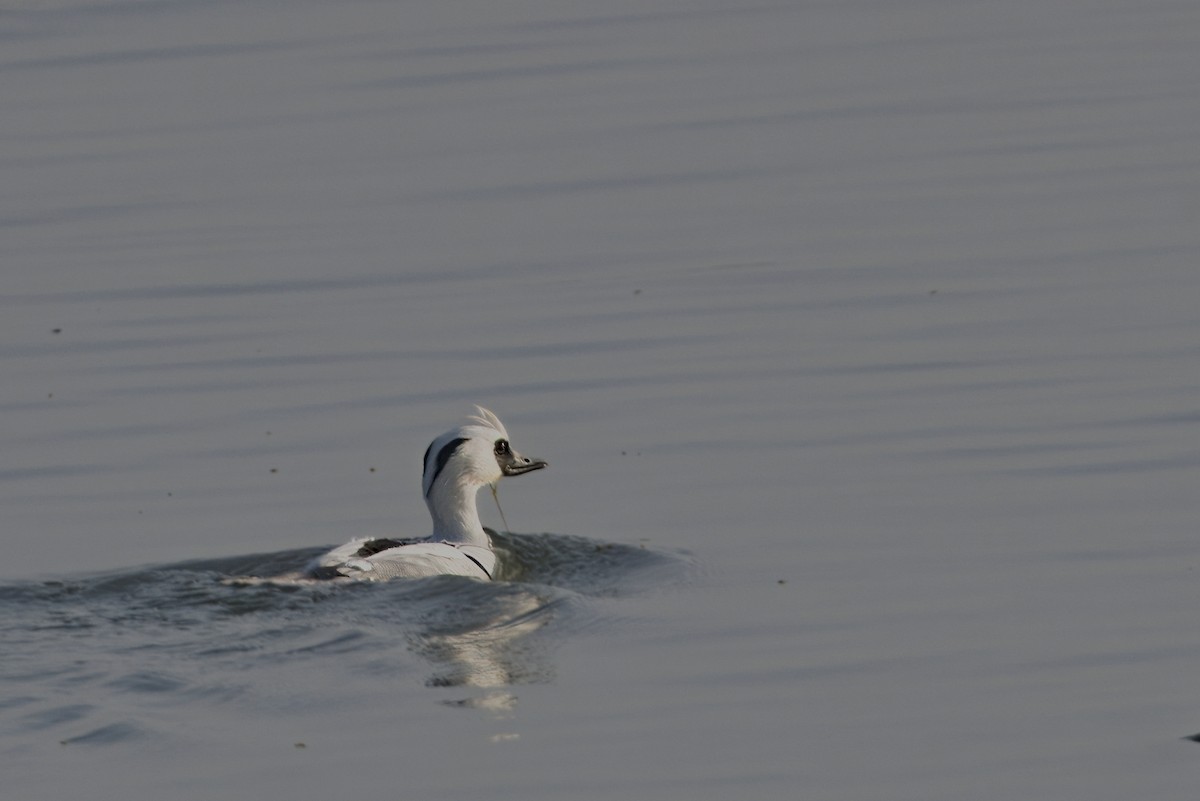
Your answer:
(0, 532), (685, 743)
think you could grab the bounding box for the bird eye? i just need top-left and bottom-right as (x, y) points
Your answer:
(494, 439), (510, 456)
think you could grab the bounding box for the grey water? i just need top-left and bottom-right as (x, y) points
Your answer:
(3, 0), (1200, 798)
(1, 532), (678, 720)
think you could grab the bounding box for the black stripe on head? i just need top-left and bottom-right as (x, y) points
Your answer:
(425, 436), (468, 497)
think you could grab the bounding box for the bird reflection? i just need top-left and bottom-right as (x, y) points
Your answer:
(408, 586), (558, 709)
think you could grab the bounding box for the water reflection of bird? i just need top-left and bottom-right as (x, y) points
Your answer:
(307, 407), (547, 581)
(416, 587), (556, 689)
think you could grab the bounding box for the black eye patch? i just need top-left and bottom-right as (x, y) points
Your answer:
(494, 439), (510, 456)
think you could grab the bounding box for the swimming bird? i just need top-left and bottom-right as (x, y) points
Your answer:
(305, 407), (547, 581)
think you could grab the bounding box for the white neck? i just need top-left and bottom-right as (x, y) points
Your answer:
(426, 474), (490, 547)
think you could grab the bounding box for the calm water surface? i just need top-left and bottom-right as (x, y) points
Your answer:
(3, 0), (1200, 798)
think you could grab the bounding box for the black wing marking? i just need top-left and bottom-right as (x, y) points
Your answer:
(354, 538), (425, 558)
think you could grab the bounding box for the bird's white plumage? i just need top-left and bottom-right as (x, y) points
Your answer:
(309, 539), (496, 580)
(468, 406), (509, 440)
(302, 406), (545, 582)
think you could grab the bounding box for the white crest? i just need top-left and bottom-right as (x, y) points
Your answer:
(468, 405), (509, 440)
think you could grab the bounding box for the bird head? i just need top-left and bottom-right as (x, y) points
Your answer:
(422, 406), (547, 499)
